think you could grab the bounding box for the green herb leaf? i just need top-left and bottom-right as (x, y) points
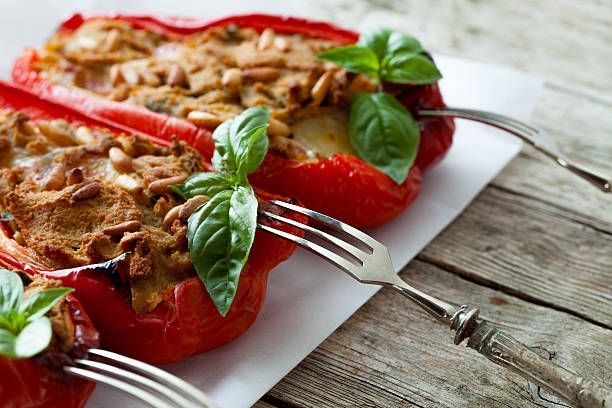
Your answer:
(172, 107), (270, 316)
(0, 269), (73, 359)
(13, 317), (53, 358)
(170, 172), (231, 199)
(383, 52), (442, 85)
(212, 107), (270, 182)
(319, 27), (441, 85)
(186, 187), (257, 316)
(317, 45), (380, 82)
(357, 27), (423, 61)
(349, 92), (420, 184)
(0, 269), (23, 315)
(20, 287), (73, 322)
(0, 328), (17, 357)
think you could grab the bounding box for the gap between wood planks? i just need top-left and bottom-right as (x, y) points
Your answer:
(415, 183), (612, 331)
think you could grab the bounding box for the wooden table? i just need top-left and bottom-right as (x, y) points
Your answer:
(255, 0), (612, 406)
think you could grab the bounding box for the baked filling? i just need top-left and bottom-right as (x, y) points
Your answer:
(34, 20), (373, 160)
(0, 109), (205, 315)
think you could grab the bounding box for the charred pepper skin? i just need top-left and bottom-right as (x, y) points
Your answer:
(0, 81), (305, 364)
(12, 13), (454, 229)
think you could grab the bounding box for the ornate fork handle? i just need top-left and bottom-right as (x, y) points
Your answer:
(387, 276), (611, 408)
(419, 107), (612, 193)
(468, 321), (611, 408)
(263, 200), (611, 408)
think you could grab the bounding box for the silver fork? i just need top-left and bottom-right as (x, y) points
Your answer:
(259, 200), (612, 408)
(419, 107), (611, 193)
(64, 348), (220, 408)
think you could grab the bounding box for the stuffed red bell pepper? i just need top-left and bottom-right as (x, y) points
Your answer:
(0, 268), (99, 408)
(12, 13), (454, 228)
(0, 81), (304, 364)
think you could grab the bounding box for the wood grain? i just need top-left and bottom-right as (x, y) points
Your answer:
(257, 261), (612, 408)
(257, 0), (612, 406)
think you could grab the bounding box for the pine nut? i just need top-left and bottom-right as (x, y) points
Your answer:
(121, 65), (140, 85)
(43, 164), (66, 191)
(242, 67), (280, 82)
(148, 175), (187, 195)
(72, 182), (101, 201)
(66, 168), (84, 186)
(19, 120), (37, 136)
(101, 29), (121, 52)
(257, 28), (275, 51)
(166, 64), (186, 87)
(103, 220), (141, 236)
(108, 147), (133, 173)
(109, 64), (125, 87)
(13, 231), (26, 246)
(310, 71), (334, 105)
(178, 195), (210, 221)
(163, 205), (181, 227)
(267, 117), (292, 137)
(139, 70), (161, 87)
(187, 111), (223, 128)
(115, 174), (140, 193)
(221, 68), (242, 92)
(75, 126), (95, 145)
(38, 121), (73, 146)
(274, 37), (290, 52)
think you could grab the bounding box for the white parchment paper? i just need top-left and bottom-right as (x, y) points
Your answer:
(0, 2), (543, 407)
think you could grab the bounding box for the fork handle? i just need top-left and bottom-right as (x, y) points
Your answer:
(467, 321), (612, 408)
(551, 156), (612, 193)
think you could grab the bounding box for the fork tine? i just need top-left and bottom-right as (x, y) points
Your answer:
(259, 211), (362, 278)
(260, 200), (392, 283)
(64, 348), (219, 408)
(64, 365), (176, 408)
(264, 199), (381, 249)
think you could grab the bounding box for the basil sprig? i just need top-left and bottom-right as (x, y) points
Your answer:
(318, 28), (442, 184)
(171, 107), (269, 316)
(317, 27), (441, 85)
(0, 269), (73, 359)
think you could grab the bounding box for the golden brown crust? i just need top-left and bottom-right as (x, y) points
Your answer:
(1, 110), (205, 315)
(35, 21), (379, 159)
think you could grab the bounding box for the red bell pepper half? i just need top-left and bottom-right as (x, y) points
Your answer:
(12, 13), (454, 229)
(0, 81), (305, 364)
(0, 274), (99, 408)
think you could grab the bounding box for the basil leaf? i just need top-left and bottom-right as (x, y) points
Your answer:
(173, 106), (270, 316)
(317, 45), (380, 82)
(211, 119), (234, 174)
(229, 107), (270, 177)
(212, 107), (270, 180)
(320, 27), (440, 87)
(20, 287), (73, 322)
(186, 187), (257, 316)
(349, 92), (420, 184)
(14, 317), (52, 358)
(0, 269), (23, 314)
(0, 328), (16, 358)
(358, 27), (423, 61)
(170, 172), (231, 199)
(384, 53), (442, 84)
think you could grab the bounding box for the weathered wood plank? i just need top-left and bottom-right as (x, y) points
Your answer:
(260, 260), (611, 407)
(492, 83), (612, 223)
(312, 0), (612, 92)
(257, 0), (612, 406)
(419, 186), (612, 327)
